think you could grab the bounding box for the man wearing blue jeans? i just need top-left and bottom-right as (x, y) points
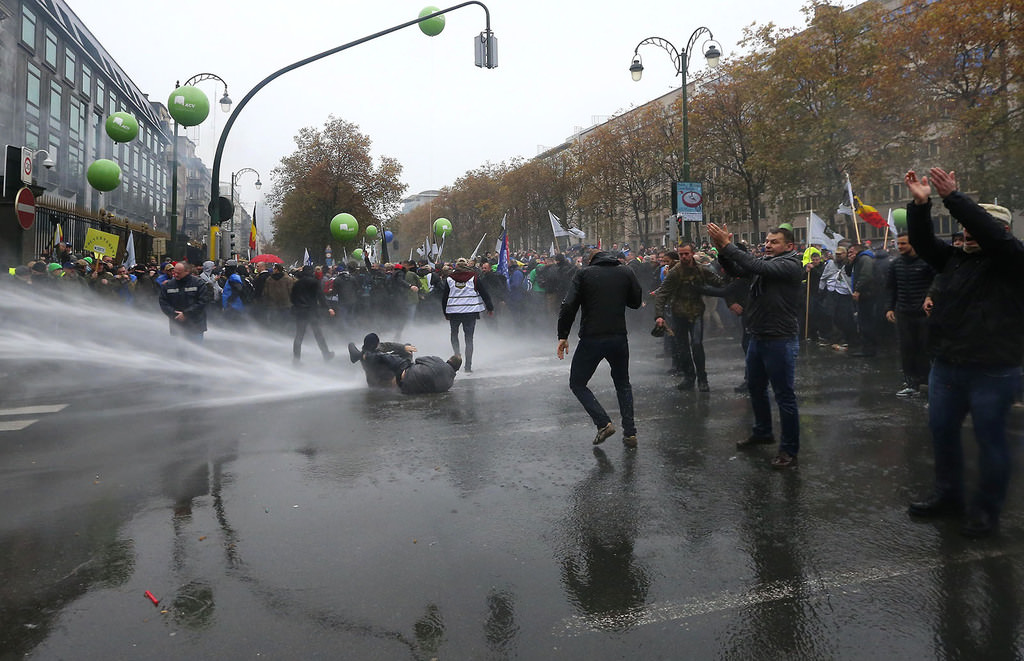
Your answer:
(707, 224), (804, 468)
(904, 167), (1024, 538)
(557, 249), (643, 448)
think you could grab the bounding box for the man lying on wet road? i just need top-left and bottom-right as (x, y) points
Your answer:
(348, 332), (462, 394)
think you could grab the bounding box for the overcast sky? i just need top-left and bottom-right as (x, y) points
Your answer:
(67, 0), (811, 231)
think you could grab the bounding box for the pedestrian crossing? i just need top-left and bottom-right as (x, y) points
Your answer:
(0, 404), (67, 432)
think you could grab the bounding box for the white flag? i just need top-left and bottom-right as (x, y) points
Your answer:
(886, 207), (898, 236)
(303, 248), (312, 266)
(124, 231), (137, 269)
(808, 212), (845, 252)
(549, 211), (570, 238)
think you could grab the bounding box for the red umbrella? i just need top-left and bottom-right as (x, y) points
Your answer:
(251, 254), (283, 264)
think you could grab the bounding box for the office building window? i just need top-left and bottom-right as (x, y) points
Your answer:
(49, 81), (62, 130)
(21, 6), (36, 48)
(26, 121), (39, 150)
(82, 64), (92, 98)
(44, 28), (57, 68)
(26, 63), (41, 120)
(64, 49), (76, 83)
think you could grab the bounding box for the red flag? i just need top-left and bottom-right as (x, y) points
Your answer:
(854, 196), (887, 229)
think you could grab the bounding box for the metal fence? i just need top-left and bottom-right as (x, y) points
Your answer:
(30, 198), (166, 264)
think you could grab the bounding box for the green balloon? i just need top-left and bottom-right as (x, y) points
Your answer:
(168, 85), (210, 127)
(365, 225), (379, 239)
(87, 159), (121, 192)
(330, 213), (359, 241)
(418, 6), (445, 36)
(351, 248), (364, 261)
(105, 112), (139, 143)
(892, 207), (907, 228)
(433, 217), (453, 238)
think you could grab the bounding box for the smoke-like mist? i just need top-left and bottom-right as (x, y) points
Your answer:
(0, 286), (564, 411)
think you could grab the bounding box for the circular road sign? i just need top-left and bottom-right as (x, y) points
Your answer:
(15, 187), (36, 230)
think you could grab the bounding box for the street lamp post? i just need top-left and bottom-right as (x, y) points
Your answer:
(225, 167), (262, 260)
(169, 73), (231, 259)
(629, 30), (721, 185)
(207, 1), (498, 238)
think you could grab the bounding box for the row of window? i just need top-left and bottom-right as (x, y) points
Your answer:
(21, 2), (170, 221)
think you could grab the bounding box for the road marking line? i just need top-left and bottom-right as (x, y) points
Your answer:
(0, 419), (39, 431)
(557, 544), (1024, 635)
(0, 404), (67, 416)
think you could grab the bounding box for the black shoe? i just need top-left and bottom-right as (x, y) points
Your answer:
(347, 342), (362, 363)
(593, 423), (616, 446)
(733, 381), (748, 393)
(736, 434), (775, 448)
(622, 434), (638, 449)
(676, 378), (695, 391)
(697, 378), (710, 392)
(907, 495), (963, 518)
(961, 511), (999, 538)
(666, 368), (682, 376)
(323, 351), (335, 362)
(447, 354), (463, 372)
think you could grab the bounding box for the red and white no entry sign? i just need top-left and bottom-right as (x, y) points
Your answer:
(15, 187), (35, 230)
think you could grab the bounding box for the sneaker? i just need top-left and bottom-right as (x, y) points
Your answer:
(697, 378), (710, 393)
(593, 423), (616, 446)
(736, 434), (775, 448)
(771, 452), (797, 468)
(447, 354), (463, 372)
(622, 434), (638, 448)
(896, 386), (919, 398)
(961, 511), (999, 538)
(347, 342), (362, 363)
(908, 495), (963, 518)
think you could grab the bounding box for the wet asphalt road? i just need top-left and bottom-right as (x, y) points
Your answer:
(2, 313), (1024, 660)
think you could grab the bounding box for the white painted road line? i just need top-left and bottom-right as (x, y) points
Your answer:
(556, 544), (1024, 636)
(0, 405), (67, 416)
(0, 419), (39, 431)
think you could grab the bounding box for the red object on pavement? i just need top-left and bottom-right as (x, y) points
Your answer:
(144, 590), (160, 606)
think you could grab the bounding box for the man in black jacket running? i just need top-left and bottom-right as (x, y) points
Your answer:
(557, 249), (643, 448)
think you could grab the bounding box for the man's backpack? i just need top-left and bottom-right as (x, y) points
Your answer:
(240, 278), (257, 304)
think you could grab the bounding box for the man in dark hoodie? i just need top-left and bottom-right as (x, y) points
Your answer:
(708, 224), (804, 469)
(290, 264), (335, 362)
(557, 249), (643, 448)
(847, 243), (881, 357)
(347, 333), (461, 394)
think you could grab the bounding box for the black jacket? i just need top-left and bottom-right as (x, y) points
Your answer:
(908, 192), (1024, 366)
(557, 252), (642, 339)
(886, 253), (935, 316)
(718, 244), (803, 338)
(290, 274), (330, 315)
(158, 274), (212, 333)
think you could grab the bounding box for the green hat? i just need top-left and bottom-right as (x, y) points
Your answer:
(84, 256), (94, 264)
(47, 262), (62, 272)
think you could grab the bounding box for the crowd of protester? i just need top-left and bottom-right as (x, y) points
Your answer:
(3, 233), (952, 395)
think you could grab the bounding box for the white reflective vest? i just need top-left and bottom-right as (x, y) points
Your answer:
(445, 275), (486, 314)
